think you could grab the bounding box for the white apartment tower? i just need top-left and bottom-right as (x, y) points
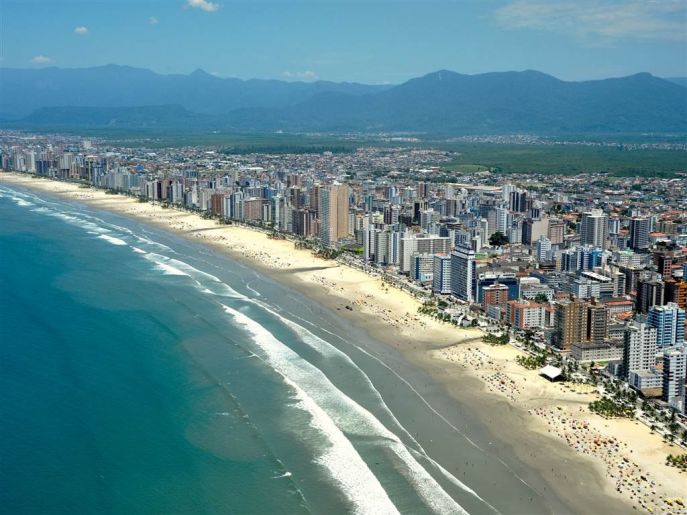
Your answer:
(662, 347), (686, 413)
(623, 320), (657, 378)
(450, 245), (476, 302)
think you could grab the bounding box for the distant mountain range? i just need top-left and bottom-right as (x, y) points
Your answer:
(2, 65), (686, 135)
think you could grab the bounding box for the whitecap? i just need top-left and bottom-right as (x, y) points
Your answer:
(97, 234), (127, 246)
(253, 300), (496, 511)
(222, 304), (469, 515)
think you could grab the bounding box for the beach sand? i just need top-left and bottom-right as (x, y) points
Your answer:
(424, 342), (687, 514)
(3, 172), (684, 514)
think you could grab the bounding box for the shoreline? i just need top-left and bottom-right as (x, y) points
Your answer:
(3, 171), (684, 514)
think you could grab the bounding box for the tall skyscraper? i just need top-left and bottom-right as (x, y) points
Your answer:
(319, 183), (349, 248)
(450, 245), (476, 302)
(547, 218), (565, 246)
(553, 298), (588, 351)
(535, 235), (552, 261)
(587, 301), (609, 345)
(623, 320), (657, 378)
(629, 217), (650, 251)
(580, 209), (608, 249)
(647, 303), (686, 348)
(662, 347), (686, 413)
(636, 279), (665, 314)
(432, 254), (452, 294)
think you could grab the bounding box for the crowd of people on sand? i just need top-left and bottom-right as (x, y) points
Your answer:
(436, 344), (685, 513)
(530, 407), (686, 514)
(437, 346), (523, 402)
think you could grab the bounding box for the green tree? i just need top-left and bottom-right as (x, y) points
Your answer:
(534, 293), (550, 304)
(489, 231), (509, 247)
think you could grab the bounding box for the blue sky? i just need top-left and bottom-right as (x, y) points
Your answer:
(2, 0), (686, 83)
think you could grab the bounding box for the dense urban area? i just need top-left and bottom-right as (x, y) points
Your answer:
(2, 129), (687, 449)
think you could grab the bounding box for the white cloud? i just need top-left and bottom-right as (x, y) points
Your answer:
(494, 0), (687, 42)
(31, 55), (52, 64)
(186, 0), (220, 12)
(149, 16), (159, 25)
(282, 70), (319, 81)
(74, 26), (89, 35)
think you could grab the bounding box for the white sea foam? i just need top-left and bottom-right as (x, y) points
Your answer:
(245, 280), (262, 297)
(285, 310), (489, 450)
(251, 300), (498, 512)
(222, 304), (470, 515)
(12, 197), (33, 207)
(131, 247), (147, 254)
(154, 262), (189, 276)
(97, 234), (127, 246)
(223, 304), (398, 514)
(146, 253), (246, 298)
(135, 234), (174, 252)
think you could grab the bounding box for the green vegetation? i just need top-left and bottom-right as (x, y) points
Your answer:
(417, 301), (438, 316)
(488, 231), (509, 247)
(588, 397), (635, 418)
(314, 247), (343, 260)
(223, 144), (354, 155)
(482, 332), (509, 345)
(516, 353), (547, 370)
(442, 163), (490, 173)
(417, 301), (457, 325)
(534, 293), (550, 304)
(438, 142), (686, 177)
(588, 383), (637, 418)
(666, 453), (687, 471)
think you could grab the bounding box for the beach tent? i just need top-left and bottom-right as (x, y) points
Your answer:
(539, 365), (563, 382)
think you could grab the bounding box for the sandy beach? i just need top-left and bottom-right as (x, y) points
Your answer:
(2, 172), (684, 514)
(425, 342), (687, 514)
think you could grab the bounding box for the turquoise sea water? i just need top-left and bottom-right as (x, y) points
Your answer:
(0, 184), (562, 514)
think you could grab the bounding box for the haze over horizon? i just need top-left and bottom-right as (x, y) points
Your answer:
(2, 0), (686, 84)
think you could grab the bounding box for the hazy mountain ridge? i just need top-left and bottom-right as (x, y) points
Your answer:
(0, 65), (390, 118)
(2, 66), (686, 134)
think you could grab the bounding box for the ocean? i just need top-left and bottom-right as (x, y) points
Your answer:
(0, 184), (559, 514)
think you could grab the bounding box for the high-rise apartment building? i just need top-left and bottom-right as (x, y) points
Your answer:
(482, 283), (509, 312)
(433, 254), (452, 294)
(623, 320), (657, 378)
(319, 183), (350, 248)
(647, 303), (686, 348)
(535, 235), (552, 261)
(548, 218), (565, 245)
(587, 301), (609, 345)
(580, 209), (608, 249)
(662, 347), (686, 413)
(553, 298), (588, 351)
(399, 234), (451, 273)
(636, 279), (665, 314)
(629, 217), (650, 251)
(450, 245), (477, 302)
